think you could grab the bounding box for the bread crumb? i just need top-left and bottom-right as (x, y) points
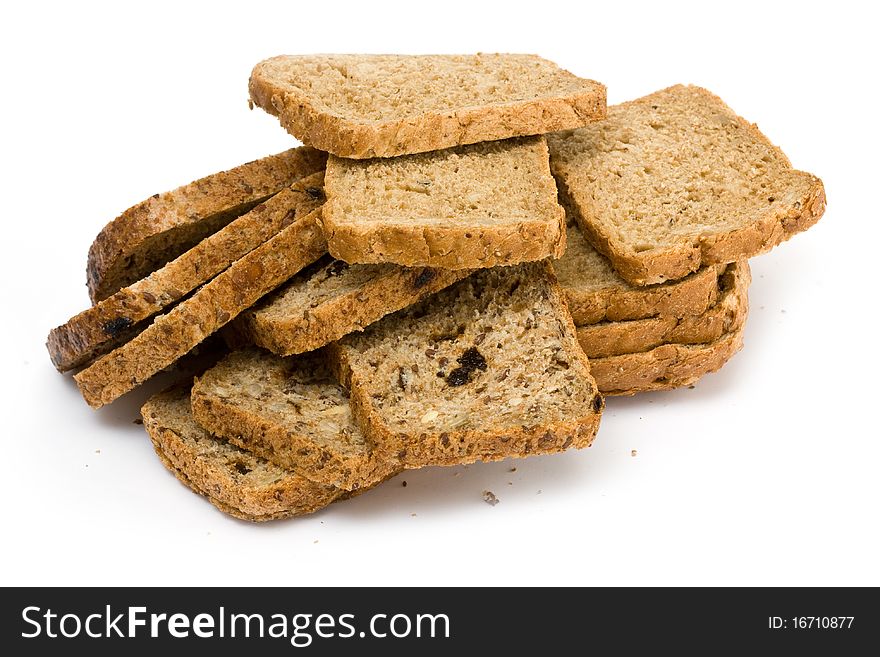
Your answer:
(631, 449), (637, 457)
(313, 540), (319, 544)
(95, 449), (101, 454)
(509, 467), (517, 472)
(508, 481), (513, 486)
(401, 480), (407, 487)
(133, 418), (143, 425)
(411, 513), (417, 517)
(482, 490), (499, 506)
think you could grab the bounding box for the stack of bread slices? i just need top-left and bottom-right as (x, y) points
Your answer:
(47, 55), (825, 521)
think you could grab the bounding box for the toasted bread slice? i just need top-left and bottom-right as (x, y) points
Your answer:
(191, 349), (394, 491)
(591, 325), (746, 396)
(577, 262), (749, 358)
(249, 54), (605, 158)
(74, 208), (327, 408)
(555, 214), (721, 325)
(142, 385), (343, 521)
(323, 137), (564, 269)
(48, 173), (325, 372)
(549, 85), (825, 285)
(88, 147), (326, 302)
(330, 262), (603, 468)
(227, 257), (470, 357)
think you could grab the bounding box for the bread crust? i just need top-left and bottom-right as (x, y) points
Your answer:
(233, 263), (471, 357)
(563, 264), (721, 324)
(591, 323), (747, 395)
(324, 217), (565, 270)
(48, 173), (326, 372)
(577, 262), (749, 358)
(87, 147), (326, 302)
(74, 209), (328, 408)
(572, 175), (824, 286)
(249, 54), (606, 158)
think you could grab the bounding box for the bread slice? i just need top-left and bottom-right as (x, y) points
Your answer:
(87, 147), (326, 302)
(191, 349), (394, 491)
(228, 257), (471, 357)
(591, 325), (745, 396)
(555, 216), (721, 325)
(576, 261), (749, 358)
(143, 385), (343, 521)
(323, 137), (565, 269)
(74, 208), (327, 408)
(47, 173), (326, 372)
(548, 85), (826, 285)
(249, 54), (606, 158)
(329, 262), (603, 468)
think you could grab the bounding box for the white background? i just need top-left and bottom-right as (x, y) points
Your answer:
(1, 0), (877, 586)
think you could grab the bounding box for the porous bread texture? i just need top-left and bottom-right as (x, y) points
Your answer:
(591, 326), (745, 396)
(576, 261), (749, 358)
(548, 85), (826, 285)
(249, 54), (606, 158)
(192, 349), (393, 491)
(555, 216), (721, 324)
(74, 209), (328, 408)
(47, 173), (326, 372)
(142, 385), (342, 521)
(323, 137), (565, 269)
(87, 147), (326, 302)
(330, 262), (603, 468)
(229, 257), (471, 357)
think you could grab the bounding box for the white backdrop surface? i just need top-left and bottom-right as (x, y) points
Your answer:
(1, 0), (876, 586)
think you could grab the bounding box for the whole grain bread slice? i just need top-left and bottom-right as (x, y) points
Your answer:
(323, 137), (565, 269)
(329, 262), (603, 468)
(87, 147), (326, 302)
(591, 325), (745, 396)
(142, 385), (343, 521)
(249, 54), (606, 158)
(576, 261), (749, 358)
(47, 173), (326, 372)
(191, 349), (395, 491)
(548, 85), (826, 285)
(555, 213), (721, 325)
(227, 257), (470, 357)
(74, 208), (328, 408)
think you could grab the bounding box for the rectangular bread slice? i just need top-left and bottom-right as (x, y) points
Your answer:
(227, 257), (471, 357)
(554, 212), (721, 325)
(323, 137), (565, 269)
(591, 324), (745, 396)
(47, 173), (326, 372)
(548, 85), (826, 285)
(142, 385), (344, 521)
(249, 54), (606, 158)
(329, 262), (604, 468)
(576, 261), (749, 358)
(74, 208), (328, 408)
(191, 349), (395, 491)
(88, 147), (326, 302)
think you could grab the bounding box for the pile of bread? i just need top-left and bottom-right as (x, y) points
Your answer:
(47, 55), (825, 521)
